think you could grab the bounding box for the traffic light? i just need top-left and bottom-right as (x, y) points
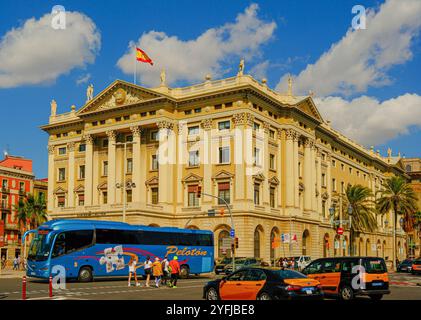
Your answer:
(235, 237), (239, 249)
(196, 186), (202, 198)
(219, 207), (225, 216)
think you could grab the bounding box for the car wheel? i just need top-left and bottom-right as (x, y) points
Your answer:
(257, 292), (272, 300)
(78, 266), (93, 282)
(369, 294), (383, 301)
(339, 285), (354, 301)
(180, 265), (190, 278)
(206, 287), (219, 300)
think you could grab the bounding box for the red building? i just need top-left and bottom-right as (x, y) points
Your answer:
(0, 155), (34, 260)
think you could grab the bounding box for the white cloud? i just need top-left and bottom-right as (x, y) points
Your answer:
(76, 73), (91, 85)
(315, 94), (421, 146)
(276, 0), (421, 96)
(249, 60), (270, 80)
(117, 4), (276, 87)
(0, 11), (101, 88)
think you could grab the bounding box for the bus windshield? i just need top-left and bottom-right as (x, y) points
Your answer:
(28, 233), (52, 261)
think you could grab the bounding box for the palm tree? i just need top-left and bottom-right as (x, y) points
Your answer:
(341, 184), (378, 256)
(14, 193), (48, 258)
(376, 176), (418, 270)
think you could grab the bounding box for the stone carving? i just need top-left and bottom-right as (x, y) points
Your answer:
(200, 119), (213, 131)
(304, 138), (315, 148)
(48, 145), (55, 155)
(50, 100), (57, 117)
(287, 75), (293, 96)
(238, 58), (245, 76)
(67, 142), (75, 152)
(160, 69), (166, 86)
(157, 120), (174, 131)
(130, 126), (142, 137)
(262, 122), (270, 134)
(285, 129), (298, 140)
(176, 122), (186, 135)
(86, 84), (94, 102)
(106, 130), (117, 141)
(83, 134), (94, 145)
(232, 112), (254, 127)
(114, 88), (127, 105)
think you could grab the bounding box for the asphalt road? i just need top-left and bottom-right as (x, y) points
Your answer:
(0, 272), (420, 300)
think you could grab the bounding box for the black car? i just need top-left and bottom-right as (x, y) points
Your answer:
(397, 259), (413, 272)
(203, 267), (324, 300)
(214, 257), (245, 275)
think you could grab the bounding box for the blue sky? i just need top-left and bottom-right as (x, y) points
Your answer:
(0, 0), (420, 178)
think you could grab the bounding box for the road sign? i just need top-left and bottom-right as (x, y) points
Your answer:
(230, 229), (235, 238)
(337, 227), (344, 235)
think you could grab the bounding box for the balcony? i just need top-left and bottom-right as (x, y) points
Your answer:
(5, 222), (19, 231)
(1, 187), (10, 193)
(0, 203), (11, 212)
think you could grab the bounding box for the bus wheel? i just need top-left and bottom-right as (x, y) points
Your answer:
(180, 265), (190, 278)
(78, 267), (93, 282)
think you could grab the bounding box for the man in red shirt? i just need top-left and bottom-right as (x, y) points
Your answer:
(169, 256), (180, 288)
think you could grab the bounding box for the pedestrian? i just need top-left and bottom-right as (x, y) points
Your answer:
(291, 257), (296, 270)
(13, 256), (18, 270)
(152, 257), (163, 288)
(17, 255), (21, 270)
(161, 256), (170, 285)
(127, 256), (140, 287)
(143, 255), (153, 287)
(1, 255), (5, 269)
(169, 256), (181, 288)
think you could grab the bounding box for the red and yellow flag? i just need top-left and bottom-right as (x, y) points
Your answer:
(136, 47), (153, 65)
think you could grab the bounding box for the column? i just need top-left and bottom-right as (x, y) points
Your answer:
(130, 126), (144, 203)
(67, 142), (75, 207)
(284, 129), (295, 207)
(84, 134), (94, 206)
(262, 122), (270, 206)
(303, 138), (313, 212)
(326, 154), (332, 218)
(157, 120), (174, 205)
(47, 145), (55, 211)
(311, 144), (317, 212)
(316, 147), (322, 215)
(176, 123), (185, 205)
(277, 129), (283, 208)
(106, 130), (117, 205)
(293, 133), (299, 208)
(201, 119), (213, 203)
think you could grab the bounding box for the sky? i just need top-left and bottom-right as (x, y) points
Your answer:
(0, 0), (420, 178)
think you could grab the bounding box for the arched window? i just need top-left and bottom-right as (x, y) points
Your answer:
(366, 239), (371, 256)
(218, 230), (230, 258)
(254, 228), (261, 258)
(323, 233), (329, 257)
(270, 227), (279, 263)
(302, 230), (310, 256)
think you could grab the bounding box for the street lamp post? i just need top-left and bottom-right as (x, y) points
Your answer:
(348, 204), (353, 256)
(114, 141), (136, 223)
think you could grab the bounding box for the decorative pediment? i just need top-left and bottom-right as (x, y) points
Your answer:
(321, 192), (329, 200)
(97, 182), (107, 190)
(299, 182), (305, 192)
(74, 185), (85, 193)
(182, 173), (203, 183)
(53, 186), (67, 194)
(295, 97), (324, 123)
(212, 170), (234, 180)
(268, 176), (279, 185)
(145, 176), (159, 186)
(253, 173), (265, 182)
(77, 80), (166, 116)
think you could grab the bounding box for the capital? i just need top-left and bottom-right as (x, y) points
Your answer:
(262, 122), (270, 134)
(157, 120), (174, 131)
(130, 126), (142, 138)
(304, 138), (315, 148)
(232, 112), (254, 127)
(106, 130), (117, 141)
(285, 129), (298, 140)
(67, 142), (75, 152)
(48, 145), (55, 155)
(83, 134), (94, 145)
(200, 119), (213, 131)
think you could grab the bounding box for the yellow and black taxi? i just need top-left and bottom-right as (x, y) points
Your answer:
(203, 267), (323, 300)
(302, 257), (390, 300)
(411, 258), (421, 275)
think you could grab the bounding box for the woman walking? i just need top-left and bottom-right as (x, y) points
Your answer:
(127, 256), (139, 287)
(152, 257), (163, 288)
(143, 255), (153, 287)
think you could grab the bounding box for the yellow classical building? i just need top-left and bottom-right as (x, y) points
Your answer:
(41, 69), (408, 263)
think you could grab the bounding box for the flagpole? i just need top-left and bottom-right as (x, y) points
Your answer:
(133, 47), (137, 85)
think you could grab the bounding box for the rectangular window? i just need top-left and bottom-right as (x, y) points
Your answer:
(341, 181), (345, 193)
(102, 139), (109, 148)
(58, 147), (66, 155)
(57, 195), (65, 207)
(102, 191), (108, 204)
(100, 120), (106, 125)
(126, 135), (133, 142)
(218, 183), (230, 204)
(151, 187), (159, 204)
(322, 200), (326, 217)
(218, 120), (230, 131)
(269, 154), (275, 170)
(103, 161), (108, 176)
(332, 159), (336, 167)
(1, 180), (7, 189)
(188, 126), (200, 136)
(218, 147), (230, 164)
(151, 155), (158, 170)
(253, 148), (261, 166)
(254, 184), (260, 205)
(149, 110), (156, 116)
(19, 182), (25, 193)
(189, 150), (200, 166)
(184, 110), (192, 115)
(126, 190), (132, 203)
(188, 185), (200, 207)
(269, 129), (275, 139)
(141, 112), (147, 117)
(79, 143), (86, 152)
(79, 165), (85, 179)
(127, 158), (133, 174)
(151, 131), (158, 141)
(194, 108), (201, 113)
(322, 173), (326, 187)
(270, 187), (275, 208)
(253, 122), (260, 130)
(78, 194), (84, 206)
(58, 168), (66, 181)
(332, 178), (336, 192)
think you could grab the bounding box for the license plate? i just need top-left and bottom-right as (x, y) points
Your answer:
(372, 282), (383, 286)
(302, 287), (313, 294)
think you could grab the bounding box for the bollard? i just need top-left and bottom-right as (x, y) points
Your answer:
(49, 275), (53, 298)
(22, 276), (27, 300)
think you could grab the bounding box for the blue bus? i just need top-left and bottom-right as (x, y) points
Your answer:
(24, 219), (214, 281)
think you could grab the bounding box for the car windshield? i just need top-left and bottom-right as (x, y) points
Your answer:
(28, 232), (52, 261)
(363, 258), (387, 274)
(272, 269), (307, 280)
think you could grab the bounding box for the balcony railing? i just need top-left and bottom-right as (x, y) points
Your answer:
(5, 222), (19, 231)
(1, 187), (10, 193)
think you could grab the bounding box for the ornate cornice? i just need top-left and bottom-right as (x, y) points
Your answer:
(157, 120), (174, 131)
(200, 119), (213, 131)
(232, 112), (254, 127)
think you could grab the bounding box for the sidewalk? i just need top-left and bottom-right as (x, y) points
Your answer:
(0, 269), (26, 279)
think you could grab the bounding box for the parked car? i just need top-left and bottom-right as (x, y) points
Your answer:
(223, 258), (262, 274)
(302, 257), (390, 301)
(411, 258), (421, 275)
(203, 267), (323, 300)
(214, 257), (245, 275)
(397, 259), (414, 273)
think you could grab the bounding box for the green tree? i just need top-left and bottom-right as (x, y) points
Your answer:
(341, 184), (378, 256)
(376, 176), (418, 270)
